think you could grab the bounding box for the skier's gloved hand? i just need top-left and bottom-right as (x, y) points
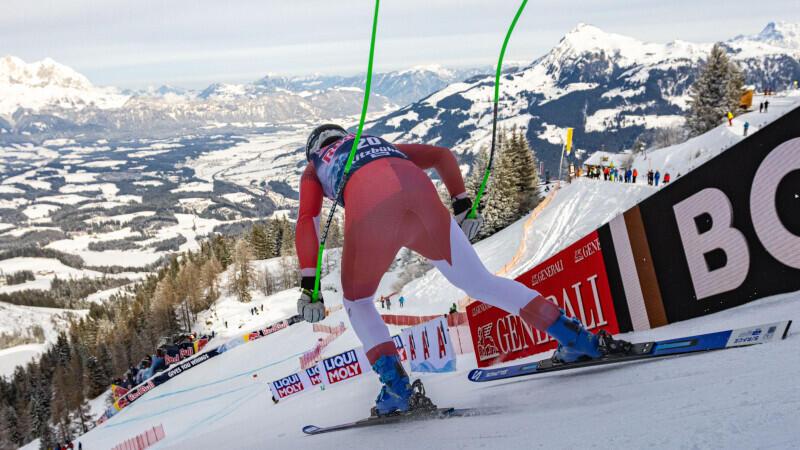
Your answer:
(452, 197), (483, 241)
(298, 276), (326, 323)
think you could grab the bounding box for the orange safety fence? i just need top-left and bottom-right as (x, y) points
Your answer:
(300, 323), (347, 370)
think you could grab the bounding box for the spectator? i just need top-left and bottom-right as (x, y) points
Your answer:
(625, 169), (632, 183)
(386, 297), (391, 310)
(632, 168), (638, 183)
(727, 111), (733, 126)
(261, 304), (264, 312)
(399, 296), (405, 308)
(764, 100), (769, 112)
(603, 167), (609, 180)
(225, 320), (228, 328)
(664, 172), (671, 183)
(759, 102), (764, 113)
(743, 121), (750, 136)
(647, 170), (654, 185)
(655, 170), (661, 186)
(449, 303), (458, 314)
(380, 297), (385, 309)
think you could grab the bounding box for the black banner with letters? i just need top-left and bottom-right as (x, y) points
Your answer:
(636, 105), (800, 322)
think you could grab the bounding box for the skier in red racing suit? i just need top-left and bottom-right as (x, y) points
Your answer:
(295, 124), (617, 415)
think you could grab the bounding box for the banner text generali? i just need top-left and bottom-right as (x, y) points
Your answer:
(467, 231), (620, 368)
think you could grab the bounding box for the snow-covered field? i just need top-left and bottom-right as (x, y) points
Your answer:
(57, 93), (800, 448)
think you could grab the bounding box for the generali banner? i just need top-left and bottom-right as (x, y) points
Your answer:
(467, 231), (620, 368)
(467, 105), (800, 368)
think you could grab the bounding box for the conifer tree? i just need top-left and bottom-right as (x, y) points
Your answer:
(279, 217), (296, 256)
(687, 43), (746, 136)
(230, 239), (254, 303)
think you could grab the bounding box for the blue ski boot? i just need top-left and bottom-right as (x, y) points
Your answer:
(371, 354), (414, 416)
(546, 312), (631, 363)
(546, 313), (603, 363)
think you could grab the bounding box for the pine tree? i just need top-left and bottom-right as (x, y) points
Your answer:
(507, 126), (541, 215)
(230, 239), (254, 303)
(4, 406), (22, 447)
(686, 43), (746, 136)
(249, 223), (270, 260)
(279, 217), (296, 256)
(86, 356), (107, 398)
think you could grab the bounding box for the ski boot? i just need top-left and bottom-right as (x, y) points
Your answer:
(546, 313), (631, 364)
(370, 354), (436, 417)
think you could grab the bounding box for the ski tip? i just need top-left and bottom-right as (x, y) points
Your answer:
(782, 320), (792, 339)
(302, 425), (322, 435)
(467, 369), (483, 382)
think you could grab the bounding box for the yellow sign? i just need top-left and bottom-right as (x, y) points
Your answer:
(566, 128), (573, 154)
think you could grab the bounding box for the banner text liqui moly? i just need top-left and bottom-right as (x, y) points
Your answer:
(271, 373), (306, 399)
(320, 349), (366, 385)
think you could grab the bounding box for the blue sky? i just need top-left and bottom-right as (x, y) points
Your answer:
(3, 0), (798, 88)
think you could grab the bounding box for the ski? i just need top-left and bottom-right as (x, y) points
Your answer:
(468, 320), (792, 383)
(302, 407), (474, 435)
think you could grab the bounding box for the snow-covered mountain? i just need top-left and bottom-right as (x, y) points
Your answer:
(0, 58), (487, 137)
(199, 65), (490, 106)
(734, 21), (800, 50)
(0, 56), (130, 116)
(364, 22), (800, 174)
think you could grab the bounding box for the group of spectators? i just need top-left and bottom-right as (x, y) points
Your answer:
(111, 332), (209, 390)
(50, 442), (80, 450)
(249, 304), (264, 315)
(580, 165), (673, 186)
(379, 295), (406, 310)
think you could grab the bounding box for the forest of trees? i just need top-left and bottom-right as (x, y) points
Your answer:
(464, 126), (542, 238)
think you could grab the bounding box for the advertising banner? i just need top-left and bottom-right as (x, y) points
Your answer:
(317, 347), (371, 387)
(111, 384), (129, 401)
(401, 316), (456, 373)
(392, 334), (407, 362)
(270, 372), (308, 400)
(467, 231), (619, 367)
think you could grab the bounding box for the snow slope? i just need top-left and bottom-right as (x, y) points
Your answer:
(38, 93), (800, 450)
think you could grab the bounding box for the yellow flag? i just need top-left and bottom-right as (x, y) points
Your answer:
(566, 128), (573, 154)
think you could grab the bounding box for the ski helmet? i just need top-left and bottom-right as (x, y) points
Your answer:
(306, 124), (347, 161)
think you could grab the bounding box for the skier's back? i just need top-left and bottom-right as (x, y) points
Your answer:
(295, 124), (624, 416)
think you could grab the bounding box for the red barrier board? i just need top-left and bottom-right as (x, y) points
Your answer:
(467, 231), (620, 367)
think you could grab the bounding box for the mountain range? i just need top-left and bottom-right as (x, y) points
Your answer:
(363, 21), (800, 174)
(1, 22), (799, 174)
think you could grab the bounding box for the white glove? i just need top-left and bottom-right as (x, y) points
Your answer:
(452, 197), (484, 241)
(297, 289), (326, 323)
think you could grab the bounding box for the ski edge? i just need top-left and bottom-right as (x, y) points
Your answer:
(302, 407), (467, 435)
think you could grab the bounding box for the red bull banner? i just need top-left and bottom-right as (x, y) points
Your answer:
(111, 384), (129, 401)
(467, 231), (620, 368)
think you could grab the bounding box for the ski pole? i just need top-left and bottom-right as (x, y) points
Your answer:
(469, 0), (528, 220)
(312, 0), (380, 302)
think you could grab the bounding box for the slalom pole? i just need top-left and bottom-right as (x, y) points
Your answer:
(312, 0), (380, 302)
(468, 0), (528, 220)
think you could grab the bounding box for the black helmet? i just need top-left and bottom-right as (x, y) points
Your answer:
(306, 124), (347, 161)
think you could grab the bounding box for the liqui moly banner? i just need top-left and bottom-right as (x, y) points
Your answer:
(317, 348), (371, 387)
(467, 231), (620, 368)
(270, 373), (308, 400)
(393, 334), (407, 362)
(401, 316), (456, 373)
(304, 365), (323, 386)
